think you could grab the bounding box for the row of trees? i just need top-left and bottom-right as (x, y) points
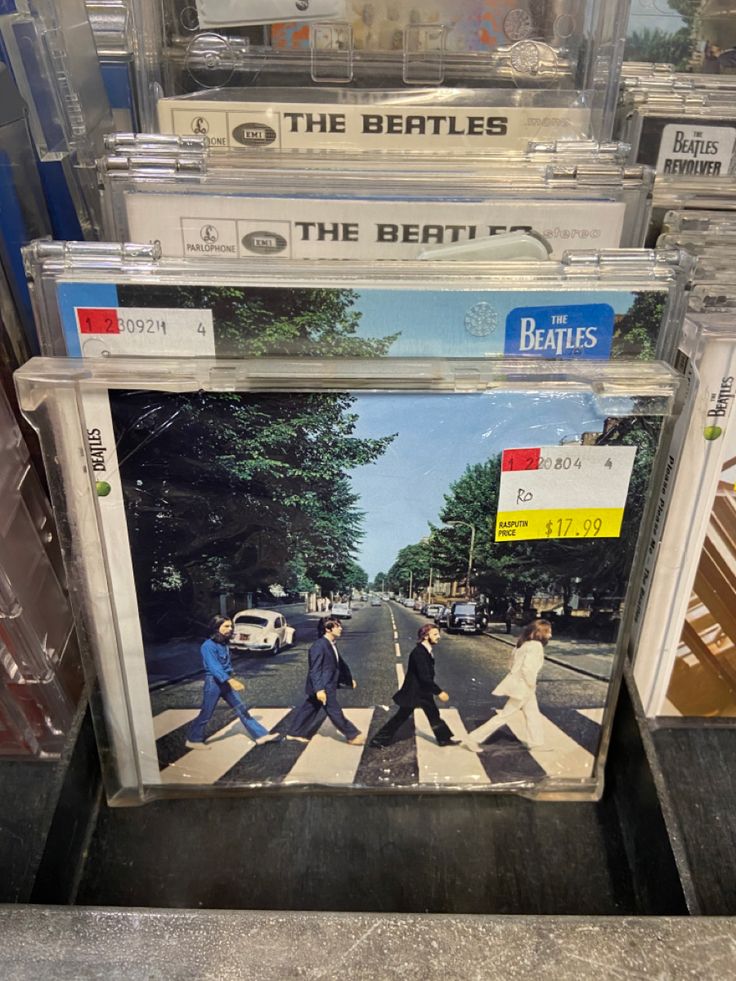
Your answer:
(111, 287), (396, 640)
(626, 1), (708, 71)
(381, 414), (659, 616)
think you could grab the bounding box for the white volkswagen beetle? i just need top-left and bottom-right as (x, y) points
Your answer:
(230, 609), (295, 656)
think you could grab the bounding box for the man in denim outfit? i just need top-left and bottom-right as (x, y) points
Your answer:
(186, 615), (280, 750)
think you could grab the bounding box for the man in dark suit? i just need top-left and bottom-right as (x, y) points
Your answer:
(369, 623), (458, 747)
(287, 617), (364, 745)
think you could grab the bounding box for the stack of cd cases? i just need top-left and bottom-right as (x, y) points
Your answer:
(5, 0), (702, 804)
(632, 307), (736, 719)
(24, 242), (692, 361)
(130, 0), (631, 143)
(615, 65), (736, 243)
(96, 137), (655, 258)
(14, 354), (680, 801)
(0, 381), (82, 757)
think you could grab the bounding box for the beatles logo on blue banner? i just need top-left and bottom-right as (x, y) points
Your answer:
(505, 304), (615, 359)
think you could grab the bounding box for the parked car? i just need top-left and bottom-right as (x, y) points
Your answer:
(425, 603), (443, 619)
(231, 609), (295, 655)
(446, 602), (488, 635)
(331, 601), (352, 619)
(434, 605), (450, 629)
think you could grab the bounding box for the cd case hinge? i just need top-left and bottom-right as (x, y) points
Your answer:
(23, 239), (161, 273)
(99, 153), (207, 178)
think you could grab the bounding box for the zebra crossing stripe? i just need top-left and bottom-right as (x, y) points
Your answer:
(159, 708), (291, 785)
(415, 708), (491, 786)
(152, 708), (199, 740)
(576, 707), (604, 724)
(395, 663), (405, 687)
(283, 708), (374, 786)
(504, 714), (595, 779)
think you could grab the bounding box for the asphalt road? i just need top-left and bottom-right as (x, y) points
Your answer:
(151, 600), (608, 735)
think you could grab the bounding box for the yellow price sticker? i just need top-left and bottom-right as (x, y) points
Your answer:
(495, 507), (625, 542)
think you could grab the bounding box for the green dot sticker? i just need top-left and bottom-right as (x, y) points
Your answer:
(95, 481), (112, 497)
(703, 426), (723, 441)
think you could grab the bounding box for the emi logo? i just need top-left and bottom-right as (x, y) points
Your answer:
(242, 231), (288, 255)
(231, 122), (277, 147)
(191, 116), (209, 135)
(200, 225), (219, 243)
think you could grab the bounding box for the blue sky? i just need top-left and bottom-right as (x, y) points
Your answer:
(627, 1), (685, 34)
(348, 391), (613, 578)
(353, 288), (640, 358)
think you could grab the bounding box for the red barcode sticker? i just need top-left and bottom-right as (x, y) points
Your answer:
(77, 309), (120, 334)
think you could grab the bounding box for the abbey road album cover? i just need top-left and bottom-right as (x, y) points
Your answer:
(58, 281), (671, 361)
(54, 370), (668, 799)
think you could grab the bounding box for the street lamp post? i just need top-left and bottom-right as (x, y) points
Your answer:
(444, 521), (477, 597)
(408, 569), (413, 600)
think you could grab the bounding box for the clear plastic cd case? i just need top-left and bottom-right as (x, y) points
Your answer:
(156, 86), (596, 155)
(624, 1), (736, 75)
(656, 208), (736, 262)
(662, 208), (736, 237)
(86, 1), (140, 132)
(0, 0), (113, 165)
(15, 355), (679, 803)
(97, 145), (654, 259)
(632, 310), (736, 720)
(129, 0), (631, 141)
(647, 175), (736, 246)
(23, 241), (691, 364)
(617, 89), (736, 177)
(0, 383), (82, 757)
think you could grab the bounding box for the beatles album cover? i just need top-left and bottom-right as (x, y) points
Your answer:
(271, 1), (528, 52)
(661, 432), (736, 717)
(56, 281), (671, 361)
(71, 376), (664, 796)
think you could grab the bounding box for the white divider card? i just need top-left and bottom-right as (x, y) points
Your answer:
(194, 0), (344, 28)
(495, 445), (637, 542)
(74, 307), (215, 356)
(158, 98), (592, 154)
(123, 195), (626, 261)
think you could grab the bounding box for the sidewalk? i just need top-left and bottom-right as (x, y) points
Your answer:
(485, 626), (614, 682)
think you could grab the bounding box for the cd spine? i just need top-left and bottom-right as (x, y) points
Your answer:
(632, 321), (736, 716)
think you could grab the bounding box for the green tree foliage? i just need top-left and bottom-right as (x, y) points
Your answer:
(118, 284), (399, 357)
(666, 0), (700, 27)
(611, 291), (665, 361)
(110, 390), (394, 639)
(385, 416), (662, 614)
(431, 458), (545, 603)
(625, 27), (695, 70)
(386, 541), (432, 595)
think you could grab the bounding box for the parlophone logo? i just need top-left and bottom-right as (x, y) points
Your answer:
(231, 122), (278, 147)
(191, 116), (210, 135)
(242, 231), (288, 255)
(296, 0), (310, 10)
(200, 224), (219, 244)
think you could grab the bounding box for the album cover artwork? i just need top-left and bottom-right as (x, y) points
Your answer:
(662, 443), (736, 718)
(86, 382), (661, 791)
(58, 281), (670, 361)
(271, 2), (526, 52)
